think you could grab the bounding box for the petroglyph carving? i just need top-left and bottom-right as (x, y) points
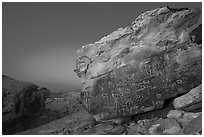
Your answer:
(75, 7), (202, 121)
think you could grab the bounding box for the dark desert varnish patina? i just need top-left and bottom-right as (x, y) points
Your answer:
(74, 7), (202, 121)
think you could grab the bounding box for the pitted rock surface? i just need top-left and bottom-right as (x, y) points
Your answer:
(75, 7), (202, 121)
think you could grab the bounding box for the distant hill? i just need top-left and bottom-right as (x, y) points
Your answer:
(2, 74), (82, 93)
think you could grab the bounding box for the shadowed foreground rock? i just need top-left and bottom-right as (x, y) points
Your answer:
(75, 7), (202, 121)
(2, 75), (50, 134)
(19, 91), (84, 132)
(16, 110), (96, 135)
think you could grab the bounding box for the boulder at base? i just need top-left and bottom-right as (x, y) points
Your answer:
(75, 7), (202, 121)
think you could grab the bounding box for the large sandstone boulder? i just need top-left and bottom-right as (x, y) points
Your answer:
(2, 75), (50, 134)
(75, 7), (202, 121)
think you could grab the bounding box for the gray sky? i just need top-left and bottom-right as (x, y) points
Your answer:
(2, 2), (202, 92)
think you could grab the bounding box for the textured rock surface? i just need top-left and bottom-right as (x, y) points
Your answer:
(183, 113), (202, 134)
(75, 7), (202, 120)
(149, 118), (181, 135)
(173, 84), (202, 110)
(167, 109), (201, 128)
(2, 75), (50, 134)
(16, 110), (96, 135)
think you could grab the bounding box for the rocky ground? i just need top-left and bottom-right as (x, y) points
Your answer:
(18, 84), (202, 135)
(2, 75), (202, 135)
(2, 77), (84, 135)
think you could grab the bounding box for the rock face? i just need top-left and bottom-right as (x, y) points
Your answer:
(75, 7), (202, 121)
(2, 75), (50, 134)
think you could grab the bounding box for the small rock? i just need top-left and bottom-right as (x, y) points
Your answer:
(149, 118), (181, 135)
(183, 114), (202, 135)
(182, 111), (201, 120)
(167, 109), (201, 128)
(167, 109), (201, 120)
(183, 101), (202, 112)
(167, 110), (184, 118)
(173, 85), (201, 110)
